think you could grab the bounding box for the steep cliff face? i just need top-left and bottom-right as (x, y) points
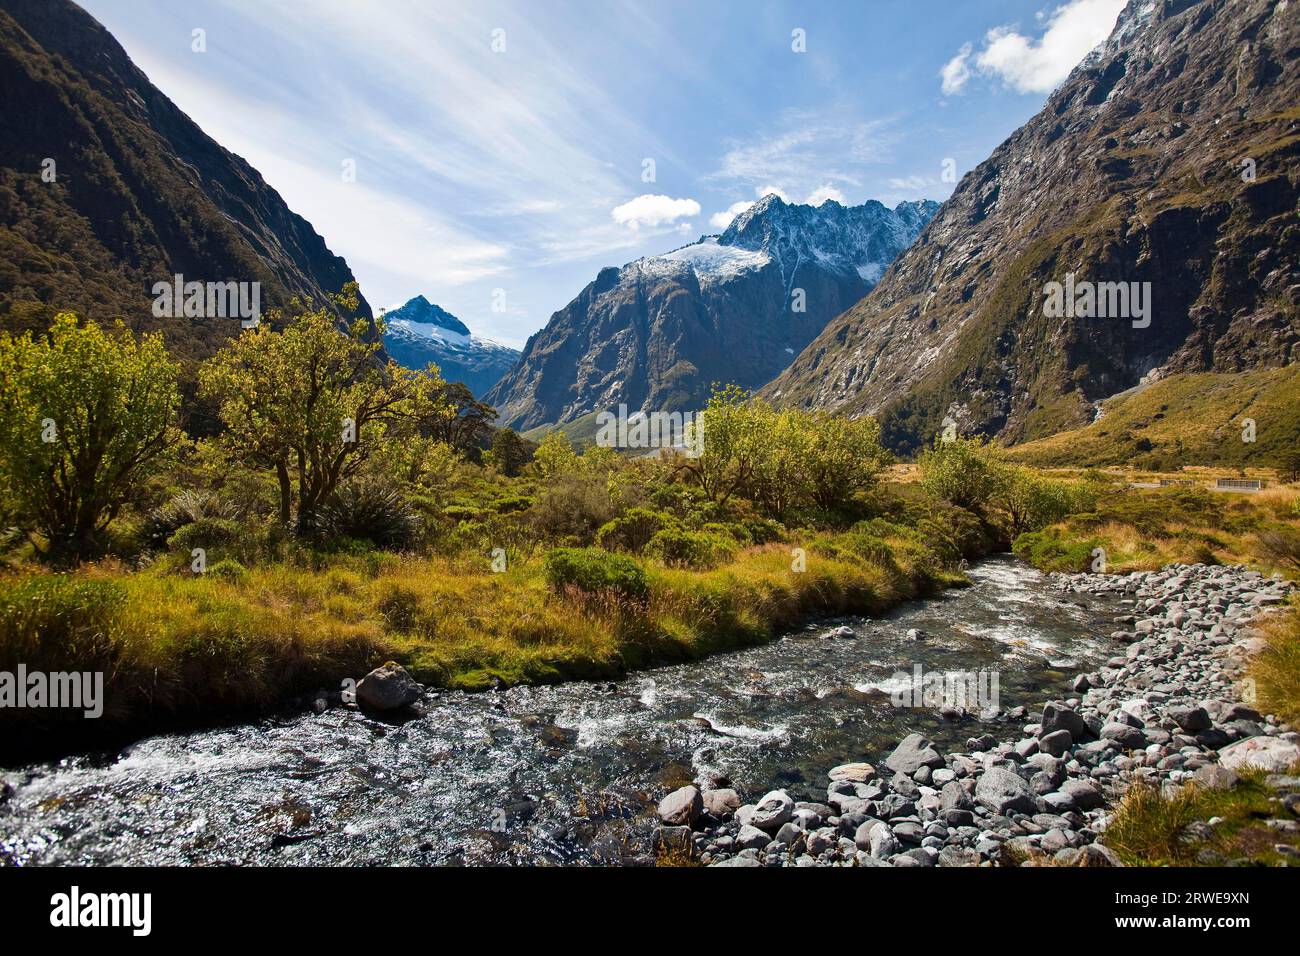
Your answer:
(382, 295), (519, 398)
(487, 195), (938, 429)
(764, 0), (1299, 452)
(0, 0), (370, 357)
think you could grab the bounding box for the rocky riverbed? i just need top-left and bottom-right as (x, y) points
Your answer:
(656, 563), (1300, 867)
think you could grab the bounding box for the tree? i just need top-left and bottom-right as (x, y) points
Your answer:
(0, 313), (181, 563)
(676, 384), (763, 504)
(998, 466), (1093, 537)
(533, 430), (578, 479)
(423, 380), (497, 456)
(1278, 448), (1300, 484)
(491, 428), (529, 476)
(803, 412), (891, 511)
(918, 436), (1005, 512)
(199, 285), (435, 535)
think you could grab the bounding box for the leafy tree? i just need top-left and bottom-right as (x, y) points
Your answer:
(533, 430), (578, 479)
(918, 436), (1005, 512)
(423, 380), (497, 456)
(1279, 448), (1300, 484)
(0, 313), (181, 563)
(490, 428), (530, 477)
(803, 412), (891, 511)
(998, 466), (1094, 537)
(676, 384), (762, 504)
(199, 285), (435, 535)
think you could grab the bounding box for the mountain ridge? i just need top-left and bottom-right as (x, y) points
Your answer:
(0, 0), (371, 358)
(487, 194), (939, 429)
(763, 0), (1299, 453)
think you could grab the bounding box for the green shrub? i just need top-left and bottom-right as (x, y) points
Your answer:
(1013, 528), (1101, 572)
(206, 559), (250, 583)
(596, 508), (675, 553)
(645, 527), (737, 569)
(918, 437), (1005, 512)
(139, 490), (240, 551)
(544, 547), (649, 601)
(317, 482), (417, 551)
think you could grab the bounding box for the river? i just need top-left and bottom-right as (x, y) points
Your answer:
(0, 557), (1122, 866)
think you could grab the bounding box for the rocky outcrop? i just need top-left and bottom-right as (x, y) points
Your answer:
(765, 0), (1300, 452)
(0, 0), (371, 358)
(650, 563), (1297, 867)
(486, 196), (937, 429)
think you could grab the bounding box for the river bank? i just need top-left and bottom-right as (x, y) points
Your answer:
(670, 563), (1300, 867)
(1, 557), (1113, 865)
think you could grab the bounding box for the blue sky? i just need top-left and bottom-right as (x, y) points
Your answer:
(79, 0), (1126, 347)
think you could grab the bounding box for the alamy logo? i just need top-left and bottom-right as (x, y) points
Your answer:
(152, 274), (260, 327)
(50, 886), (151, 936)
(0, 665), (103, 718)
(1042, 272), (1151, 329)
(890, 664), (999, 711)
(595, 405), (705, 458)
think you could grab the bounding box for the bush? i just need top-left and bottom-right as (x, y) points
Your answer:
(529, 474), (617, 544)
(596, 508), (675, 553)
(1013, 528), (1101, 572)
(918, 437), (1005, 512)
(139, 490), (240, 551)
(206, 559), (250, 583)
(544, 547), (649, 601)
(645, 527), (737, 569)
(316, 482), (418, 551)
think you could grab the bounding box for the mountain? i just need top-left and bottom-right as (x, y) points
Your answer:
(0, 0), (370, 359)
(486, 195), (938, 429)
(764, 0), (1299, 453)
(382, 295), (519, 397)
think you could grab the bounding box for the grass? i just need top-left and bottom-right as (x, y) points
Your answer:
(0, 521), (978, 741)
(1013, 483), (1300, 574)
(1253, 597), (1300, 727)
(1007, 366), (1300, 471)
(1102, 769), (1300, 867)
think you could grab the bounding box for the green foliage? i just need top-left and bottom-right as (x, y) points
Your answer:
(533, 430), (579, 478)
(918, 436), (1005, 512)
(199, 286), (447, 534)
(316, 481), (418, 551)
(0, 313), (182, 564)
(491, 428), (530, 477)
(206, 559), (250, 583)
(596, 508), (675, 553)
(139, 490), (240, 552)
(543, 547), (649, 601)
(998, 467), (1098, 537)
(644, 527), (736, 569)
(1013, 527), (1101, 572)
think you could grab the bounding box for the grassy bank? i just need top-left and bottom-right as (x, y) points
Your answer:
(0, 508), (984, 742)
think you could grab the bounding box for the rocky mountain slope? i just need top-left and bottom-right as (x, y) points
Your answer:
(382, 295), (519, 397)
(487, 196), (937, 429)
(0, 0), (370, 358)
(764, 0), (1299, 453)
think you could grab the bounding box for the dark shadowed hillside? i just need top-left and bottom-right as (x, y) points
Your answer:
(0, 0), (370, 357)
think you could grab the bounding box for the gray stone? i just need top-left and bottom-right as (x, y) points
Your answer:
(657, 785), (703, 827)
(701, 787), (741, 819)
(975, 767), (1037, 815)
(884, 733), (945, 775)
(1039, 729), (1073, 757)
(749, 790), (795, 831)
(355, 662), (422, 711)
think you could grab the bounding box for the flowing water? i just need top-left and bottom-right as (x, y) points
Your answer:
(0, 557), (1122, 866)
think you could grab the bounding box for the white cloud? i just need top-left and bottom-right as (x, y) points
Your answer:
(611, 194), (701, 230)
(709, 200), (753, 230)
(940, 42), (973, 95)
(805, 183), (846, 206)
(946, 0), (1127, 96)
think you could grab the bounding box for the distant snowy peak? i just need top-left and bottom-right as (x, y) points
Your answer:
(629, 195), (939, 289)
(385, 294), (471, 335)
(381, 295), (520, 398)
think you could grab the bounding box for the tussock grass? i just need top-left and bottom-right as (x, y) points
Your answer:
(1102, 770), (1298, 867)
(1252, 597), (1300, 727)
